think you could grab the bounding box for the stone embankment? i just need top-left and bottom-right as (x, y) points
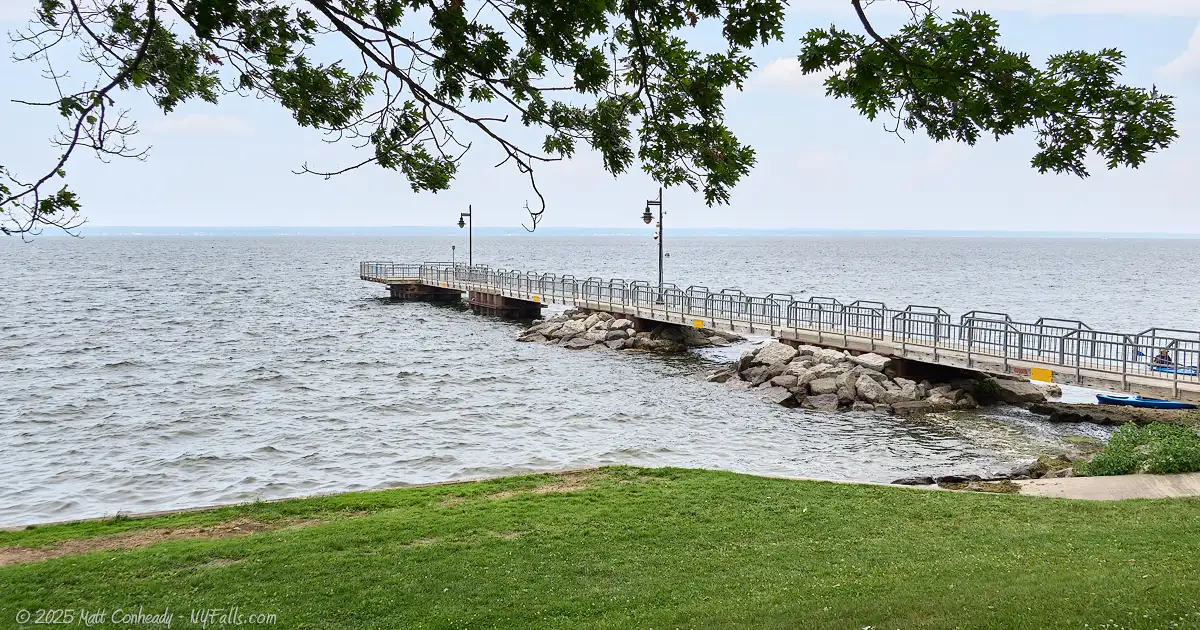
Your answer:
(892, 454), (1086, 487)
(517, 308), (742, 352)
(1028, 402), (1198, 426)
(709, 341), (1051, 414)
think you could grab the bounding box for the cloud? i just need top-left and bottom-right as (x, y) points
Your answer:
(1158, 23), (1200, 85)
(750, 58), (833, 95)
(153, 114), (253, 136)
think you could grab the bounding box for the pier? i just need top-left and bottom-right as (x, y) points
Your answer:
(360, 262), (1200, 403)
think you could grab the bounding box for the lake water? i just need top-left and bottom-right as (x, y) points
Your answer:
(2, 235), (1196, 527)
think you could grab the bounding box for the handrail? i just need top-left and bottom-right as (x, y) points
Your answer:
(360, 260), (1200, 387)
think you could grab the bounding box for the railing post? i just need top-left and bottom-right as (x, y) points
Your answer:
(966, 323), (973, 368)
(933, 319), (940, 362)
(1002, 328), (1009, 372)
(1122, 337), (1129, 391)
(1080, 336), (1089, 381)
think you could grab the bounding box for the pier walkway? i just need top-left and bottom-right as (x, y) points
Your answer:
(360, 262), (1200, 402)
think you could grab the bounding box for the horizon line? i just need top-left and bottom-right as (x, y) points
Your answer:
(66, 225), (1200, 238)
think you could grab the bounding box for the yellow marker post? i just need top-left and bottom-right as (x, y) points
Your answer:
(693, 319), (704, 329)
(533, 296), (541, 303)
(1030, 368), (1053, 382)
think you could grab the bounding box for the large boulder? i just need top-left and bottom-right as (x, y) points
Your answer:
(892, 476), (935, 486)
(890, 385), (919, 404)
(856, 369), (887, 383)
(855, 374), (888, 403)
(835, 370), (859, 402)
(707, 368), (736, 383)
(605, 339), (628, 350)
(741, 366), (768, 383)
(849, 352), (892, 372)
(539, 322), (564, 338)
(517, 333), (547, 343)
(893, 378), (920, 399)
(837, 384), (857, 406)
(752, 360), (790, 386)
(809, 364), (848, 379)
(554, 319), (587, 339)
(648, 339), (683, 353)
(802, 393), (840, 410)
(524, 319), (556, 334)
(771, 374), (799, 390)
(605, 329), (629, 341)
(795, 345), (823, 357)
(891, 400), (935, 417)
(809, 377), (839, 395)
(563, 338), (596, 350)
(786, 369), (816, 395)
(753, 342), (799, 367)
(835, 368), (860, 389)
(812, 348), (846, 365)
(582, 313), (602, 330)
(736, 351), (757, 373)
(760, 386), (798, 407)
(990, 378), (1047, 404)
(784, 360), (814, 377)
(924, 390), (961, 411)
(584, 329), (608, 342)
(610, 318), (634, 331)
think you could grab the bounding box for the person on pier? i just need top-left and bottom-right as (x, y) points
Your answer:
(1152, 349), (1175, 366)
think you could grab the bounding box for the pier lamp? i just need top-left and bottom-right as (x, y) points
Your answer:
(642, 187), (663, 303)
(457, 205), (472, 268)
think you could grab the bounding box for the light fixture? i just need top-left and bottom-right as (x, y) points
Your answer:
(641, 205), (653, 224)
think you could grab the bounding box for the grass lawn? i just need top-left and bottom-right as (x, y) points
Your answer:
(3, 467), (1200, 629)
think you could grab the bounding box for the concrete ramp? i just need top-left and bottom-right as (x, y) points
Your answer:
(1017, 472), (1200, 500)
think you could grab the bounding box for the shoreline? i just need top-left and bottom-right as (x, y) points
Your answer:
(8, 465), (1200, 532)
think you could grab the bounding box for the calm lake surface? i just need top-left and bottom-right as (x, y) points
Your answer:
(2, 235), (1197, 526)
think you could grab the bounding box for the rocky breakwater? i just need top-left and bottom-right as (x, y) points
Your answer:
(709, 341), (1048, 414)
(516, 309), (742, 352)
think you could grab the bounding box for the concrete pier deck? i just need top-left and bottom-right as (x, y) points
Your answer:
(360, 262), (1200, 403)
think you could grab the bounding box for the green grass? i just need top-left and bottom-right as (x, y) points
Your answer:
(4, 467), (1200, 629)
(1080, 423), (1200, 476)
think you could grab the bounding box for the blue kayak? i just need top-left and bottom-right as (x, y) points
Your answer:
(1096, 394), (1197, 410)
(1151, 365), (1199, 376)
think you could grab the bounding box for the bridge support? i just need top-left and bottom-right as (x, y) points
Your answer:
(387, 283), (462, 302)
(468, 290), (543, 318)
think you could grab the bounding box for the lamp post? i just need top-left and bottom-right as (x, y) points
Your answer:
(457, 205), (472, 268)
(641, 187), (663, 303)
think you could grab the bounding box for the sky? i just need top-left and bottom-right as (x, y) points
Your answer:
(1, 0), (1199, 231)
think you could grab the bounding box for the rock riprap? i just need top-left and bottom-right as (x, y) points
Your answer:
(518, 309), (743, 352)
(708, 342), (1047, 414)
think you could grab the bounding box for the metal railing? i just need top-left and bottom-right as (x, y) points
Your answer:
(361, 261), (1200, 388)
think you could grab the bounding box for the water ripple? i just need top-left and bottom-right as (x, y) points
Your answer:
(0, 235), (1173, 526)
